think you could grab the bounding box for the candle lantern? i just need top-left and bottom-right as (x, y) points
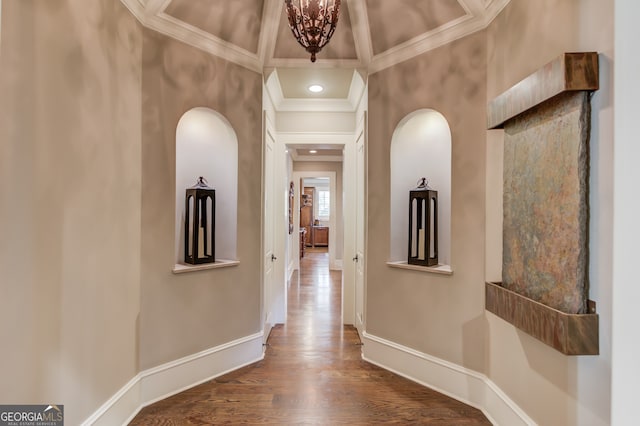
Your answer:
(185, 177), (215, 264)
(408, 177), (438, 266)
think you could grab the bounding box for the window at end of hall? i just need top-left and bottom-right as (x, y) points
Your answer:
(317, 190), (330, 219)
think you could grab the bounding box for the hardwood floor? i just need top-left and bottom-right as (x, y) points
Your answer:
(130, 252), (490, 425)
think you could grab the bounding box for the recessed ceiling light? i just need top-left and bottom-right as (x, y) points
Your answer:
(309, 150), (317, 154)
(308, 84), (323, 93)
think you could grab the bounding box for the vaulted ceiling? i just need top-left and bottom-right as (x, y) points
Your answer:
(120, 0), (510, 74)
(120, 0), (511, 160)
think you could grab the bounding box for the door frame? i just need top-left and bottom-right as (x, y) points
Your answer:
(261, 114), (288, 338)
(292, 171), (337, 270)
(277, 132), (352, 324)
(342, 116), (366, 331)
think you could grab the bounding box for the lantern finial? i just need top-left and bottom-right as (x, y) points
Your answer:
(192, 176), (213, 189)
(415, 177), (431, 190)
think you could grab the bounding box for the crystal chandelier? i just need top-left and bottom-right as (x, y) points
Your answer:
(285, 0), (341, 63)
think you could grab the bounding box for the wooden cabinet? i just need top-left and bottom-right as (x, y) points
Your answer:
(300, 187), (314, 247)
(313, 226), (329, 247)
(299, 228), (307, 258)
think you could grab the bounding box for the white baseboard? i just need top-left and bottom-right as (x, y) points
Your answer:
(361, 332), (535, 426)
(83, 330), (532, 425)
(83, 332), (264, 426)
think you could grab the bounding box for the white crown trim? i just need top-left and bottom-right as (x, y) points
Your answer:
(266, 57), (364, 69)
(147, 12), (262, 72)
(278, 98), (356, 112)
(265, 69), (285, 109)
(258, 0), (283, 66)
(295, 155), (343, 162)
(119, 0), (147, 24)
(121, 0), (512, 74)
(347, 0), (373, 66)
(347, 70), (366, 110)
(278, 132), (354, 145)
(369, 13), (479, 74)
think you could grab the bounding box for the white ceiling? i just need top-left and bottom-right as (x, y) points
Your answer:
(289, 144), (344, 162)
(277, 67), (355, 98)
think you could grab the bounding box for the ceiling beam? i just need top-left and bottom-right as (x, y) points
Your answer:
(145, 0), (172, 16)
(258, 0), (283, 69)
(120, 0), (512, 75)
(347, 0), (373, 68)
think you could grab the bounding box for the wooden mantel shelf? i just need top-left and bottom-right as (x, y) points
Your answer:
(487, 52), (599, 129)
(486, 282), (599, 356)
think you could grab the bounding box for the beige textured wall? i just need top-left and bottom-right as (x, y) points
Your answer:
(138, 29), (263, 369)
(486, 0), (613, 424)
(0, 1), (142, 424)
(367, 31), (487, 371)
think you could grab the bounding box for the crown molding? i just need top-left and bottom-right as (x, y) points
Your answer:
(278, 98), (356, 112)
(369, 13), (479, 74)
(119, 0), (262, 73)
(258, 0), (282, 66)
(278, 132), (354, 145)
(265, 69), (285, 109)
(482, 0), (512, 26)
(120, 0), (147, 24)
(148, 13), (262, 72)
(145, 0), (172, 16)
(120, 0), (511, 76)
(291, 152), (343, 162)
(347, 0), (373, 66)
(458, 0), (484, 17)
(265, 71), (360, 113)
(265, 57), (364, 69)
(265, 70), (355, 112)
(368, 0), (511, 74)
(347, 70), (366, 109)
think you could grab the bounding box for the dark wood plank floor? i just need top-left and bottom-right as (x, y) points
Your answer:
(130, 252), (490, 425)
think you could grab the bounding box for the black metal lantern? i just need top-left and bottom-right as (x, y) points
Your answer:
(185, 177), (215, 265)
(408, 178), (438, 266)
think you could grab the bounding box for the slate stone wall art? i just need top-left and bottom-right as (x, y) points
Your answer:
(502, 90), (590, 314)
(485, 52), (599, 355)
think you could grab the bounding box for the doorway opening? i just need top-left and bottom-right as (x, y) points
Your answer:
(301, 176), (330, 256)
(291, 168), (340, 272)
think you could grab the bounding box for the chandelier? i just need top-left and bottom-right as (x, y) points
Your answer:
(285, 0), (341, 63)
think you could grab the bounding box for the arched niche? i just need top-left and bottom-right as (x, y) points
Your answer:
(175, 107), (238, 264)
(390, 109), (451, 267)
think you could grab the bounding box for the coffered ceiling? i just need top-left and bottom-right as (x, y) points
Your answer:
(120, 0), (510, 74)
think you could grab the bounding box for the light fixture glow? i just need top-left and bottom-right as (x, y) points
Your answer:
(308, 84), (324, 93)
(309, 150), (317, 154)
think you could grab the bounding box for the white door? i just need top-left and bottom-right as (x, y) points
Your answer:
(263, 127), (276, 343)
(354, 120), (366, 335)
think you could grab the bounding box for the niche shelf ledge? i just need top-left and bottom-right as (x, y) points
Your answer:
(386, 261), (452, 276)
(485, 282), (599, 356)
(172, 260), (239, 274)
